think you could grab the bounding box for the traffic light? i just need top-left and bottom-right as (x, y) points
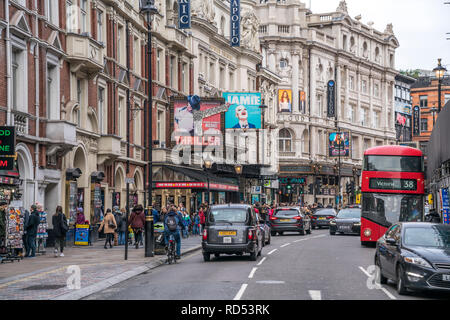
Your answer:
(299, 186), (304, 194)
(286, 184), (292, 194)
(350, 182), (355, 195)
(346, 182), (351, 194)
(308, 184), (314, 194)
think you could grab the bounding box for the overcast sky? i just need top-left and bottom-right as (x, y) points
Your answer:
(309, 0), (450, 71)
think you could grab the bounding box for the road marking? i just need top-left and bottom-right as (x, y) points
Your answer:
(309, 290), (322, 300)
(256, 280), (285, 284)
(248, 267), (258, 279)
(312, 234), (326, 239)
(294, 239), (308, 243)
(267, 249), (278, 255)
(234, 283), (248, 300)
(280, 243), (291, 248)
(257, 257), (266, 266)
(359, 266), (397, 300)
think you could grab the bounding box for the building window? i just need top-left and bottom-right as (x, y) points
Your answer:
(98, 87), (105, 134)
(373, 111), (379, 128)
(229, 71), (234, 91)
(157, 49), (162, 81)
(80, 0), (87, 33)
(118, 96), (125, 138)
(118, 25), (124, 65)
(66, 0), (75, 32)
(134, 37), (139, 73)
(157, 110), (164, 145)
(181, 62), (188, 93)
(134, 103), (141, 146)
(360, 108), (367, 126)
(170, 56), (176, 88)
(419, 95), (428, 108)
(362, 80), (367, 94)
(47, 63), (59, 120)
(280, 59), (288, 69)
(97, 10), (103, 42)
(12, 51), (19, 110)
(349, 76), (354, 90)
(374, 83), (379, 97)
(317, 95), (323, 115)
(445, 94), (450, 105)
(76, 79), (82, 126)
(420, 118), (428, 132)
(278, 128), (292, 152)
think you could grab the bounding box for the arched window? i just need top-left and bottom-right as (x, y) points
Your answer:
(278, 128), (292, 152)
(220, 16), (226, 36)
(362, 42), (368, 58)
(342, 34), (348, 51)
(375, 47), (380, 63)
(280, 58), (288, 69)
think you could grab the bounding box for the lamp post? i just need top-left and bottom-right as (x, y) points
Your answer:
(433, 58), (447, 114)
(259, 100), (268, 204)
(204, 159), (213, 204)
(430, 107), (438, 126)
(140, 0), (158, 258)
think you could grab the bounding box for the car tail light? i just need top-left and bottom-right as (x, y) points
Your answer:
(293, 216), (302, 220)
(248, 229), (254, 240)
(327, 216), (334, 220)
(270, 216), (277, 221)
(202, 229), (208, 241)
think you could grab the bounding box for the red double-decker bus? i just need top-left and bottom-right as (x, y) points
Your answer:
(360, 145), (425, 246)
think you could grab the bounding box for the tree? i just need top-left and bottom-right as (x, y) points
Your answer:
(399, 69), (420, 79)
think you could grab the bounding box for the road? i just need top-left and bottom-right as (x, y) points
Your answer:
(85, 229), (450, 300)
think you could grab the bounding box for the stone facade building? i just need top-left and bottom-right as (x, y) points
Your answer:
(256, 0), (399, 206)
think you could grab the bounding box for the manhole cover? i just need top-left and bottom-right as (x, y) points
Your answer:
(23, 284), (66, 290)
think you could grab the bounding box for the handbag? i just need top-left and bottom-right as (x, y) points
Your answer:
(107, 216), (116, 229)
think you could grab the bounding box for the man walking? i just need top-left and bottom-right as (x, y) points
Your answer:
(25, 205), (40, 258)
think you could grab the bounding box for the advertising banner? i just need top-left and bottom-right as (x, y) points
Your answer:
(329, 132), (350, 157)
(223, 92), (261, 129)
(173, 99), (222, 146)
(278, 89), (292, 113)
(178, 0), (191, 29)
(0, 126), (15, 155)
(327, 80), (336, 118)
(299, 91), (306, 113)
(230, 0), (240, 47)
(74, 224), (89, 246)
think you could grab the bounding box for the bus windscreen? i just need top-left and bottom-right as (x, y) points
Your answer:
(363, 155), (422, 172)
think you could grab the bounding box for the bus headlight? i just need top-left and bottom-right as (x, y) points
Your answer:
(354, 222), (361, 226)
(363, 228), (372, 237)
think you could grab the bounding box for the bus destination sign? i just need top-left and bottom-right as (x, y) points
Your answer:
(369, 178), (417, 191)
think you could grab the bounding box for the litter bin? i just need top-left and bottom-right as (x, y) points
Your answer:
(154, 222), (166, 255)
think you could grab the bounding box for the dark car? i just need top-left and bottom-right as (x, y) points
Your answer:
(269, 207), (312, 236)
(257, 211), (271, 245)
(311, 208), (337, 229)
(330, 208), (361, 235)
(375, 222), (450, 295)
(202, 204), (263, 261)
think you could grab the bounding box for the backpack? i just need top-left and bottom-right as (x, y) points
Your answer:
(166, 215), (178, 232)
(61, 215), (69, 233)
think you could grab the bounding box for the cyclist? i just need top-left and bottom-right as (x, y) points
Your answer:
(164, 206), (184, 259)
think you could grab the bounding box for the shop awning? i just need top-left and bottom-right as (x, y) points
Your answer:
(154, 165), (239, 192)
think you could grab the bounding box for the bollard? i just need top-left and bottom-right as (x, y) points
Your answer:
(145, 207), (154, 257)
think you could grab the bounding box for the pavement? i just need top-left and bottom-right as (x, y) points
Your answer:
(0, 234), (202, 300)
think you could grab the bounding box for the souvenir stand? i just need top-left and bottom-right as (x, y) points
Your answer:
(0, 188), (23, 263)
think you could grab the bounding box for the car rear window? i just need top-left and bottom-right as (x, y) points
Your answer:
(315, 209), (336, 216)
(275, 209), (299, 216)
(209, 208), (248, 223)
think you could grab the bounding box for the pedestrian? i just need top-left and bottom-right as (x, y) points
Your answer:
(98, 208), (117, 249)
(52, 206), (68, 257)
(113, 206), (121, 246)
(129, 205), (145, 249)
(21, 208), (30, 256)
(193, 212), (200, 235)
(76, 208), (85, 225)
(25, 205), (40, 258)
(116, 208), (126, 245)
(182, 211), (190, 238)
(199, 205), (206, 234)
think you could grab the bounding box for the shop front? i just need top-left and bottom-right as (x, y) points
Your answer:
(152, 165), (239, 213)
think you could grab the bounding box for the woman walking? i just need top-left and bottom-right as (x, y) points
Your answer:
(98, 208), (117, 249)
(129, 205), (145, 249)
(52, 206), (68, 257)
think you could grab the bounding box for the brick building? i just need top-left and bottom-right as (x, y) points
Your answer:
(411, 76), (450, 156)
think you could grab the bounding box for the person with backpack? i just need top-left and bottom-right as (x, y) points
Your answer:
(164, 206), (184, 259)
(129, 205), (145, 249)
(98, 208), (117, 249)
(52, 206), (68, 257)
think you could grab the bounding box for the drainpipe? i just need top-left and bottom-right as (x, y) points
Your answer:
(5, 0), (11, 125)
(33, 0), (39, 204)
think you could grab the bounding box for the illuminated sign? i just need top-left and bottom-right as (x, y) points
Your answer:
(369, 178), (417, 191)
(230, 0), (240, 47)
(178, 0), (191, 29)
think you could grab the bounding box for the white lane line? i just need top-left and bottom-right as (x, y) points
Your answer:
(294, 239), (308, 243)
(257, 257), (266, 266)
(312, 234), (326, 239)
(309, 290), (322, 300)
(234, 284), (248, 300)
(248, 267), (258, 279)
(280, 243), (291, 248)
(267, 249), (278, 255)
(358, 266), (397, 300)
(256, 280), (285, 284)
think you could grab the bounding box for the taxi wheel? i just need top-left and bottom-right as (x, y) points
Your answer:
(250, 250), (257, 261)
(214, 253), (220, 258)
(203, 253), (211, 262)
(396, 265), (408, 295)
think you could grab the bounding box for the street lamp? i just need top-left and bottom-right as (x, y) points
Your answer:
(430, 107), (438, 126)
(433, 58), (447, 113)
(204, 159), (213, 205)
(259, 100), (268, 204)
(140, 0), (158, 258)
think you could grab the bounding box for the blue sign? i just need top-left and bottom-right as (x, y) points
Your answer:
(327, 80), (336, 117)
(230, 0), (240, 47)
(443, 188), (449, 225)
(178, 0), (191, 29)
(223, 92), (261, 129)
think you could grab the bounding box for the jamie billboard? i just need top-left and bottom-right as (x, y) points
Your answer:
(223, 92), (261, 129)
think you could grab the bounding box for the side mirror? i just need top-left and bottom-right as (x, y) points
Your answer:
(386, 238), (397, 246)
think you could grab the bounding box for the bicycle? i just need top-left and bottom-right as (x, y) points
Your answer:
(166, 234), (177, 264)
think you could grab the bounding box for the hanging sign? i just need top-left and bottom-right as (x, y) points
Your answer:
(0, 157), (14, 170)
(0, 126), (15, 155)
(327, 80), (336, 118)
(178, 0), (191, 29)
(413, 106), (420, 136)
(230, 0), (240, 47)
